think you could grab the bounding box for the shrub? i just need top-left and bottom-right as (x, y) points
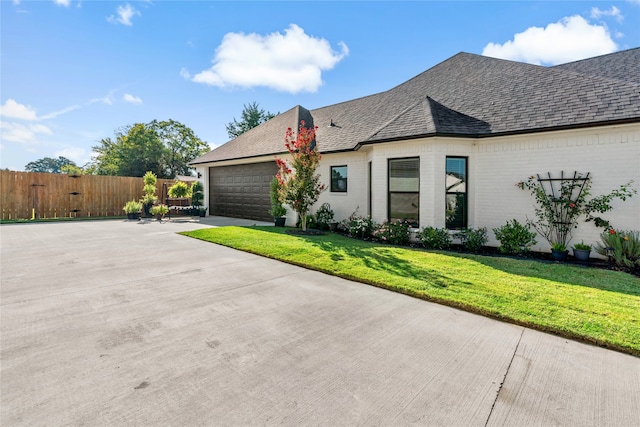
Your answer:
(315, 203), (334, 230)
(342, 209), (376, 239)
(460, 227), (488, 252)
(493, 219), (537, 255)
(143, 171), (157, 186)
(150, 204), (169, 216)
(417, 226), (451, 250)
(373, 220), (411, 246)
(268, 176), (287, 218)
(168, 181), (191, 198)
(123, 200), (142, 214)
(191, 181), (204, 207)
(596, 229), (640, 269)
(141, 171), (158, 206)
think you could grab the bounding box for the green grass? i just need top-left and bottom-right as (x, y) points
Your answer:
(181, 226), (640, 356)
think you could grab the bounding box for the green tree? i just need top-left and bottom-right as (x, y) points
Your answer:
(225, 101), (276, 139)
(60, 164), (84, 175)
(90, 120), (209, 178)
(275, 121), (326, 231)
(150, 119), (209, 177)
(25, 156), (77, 173)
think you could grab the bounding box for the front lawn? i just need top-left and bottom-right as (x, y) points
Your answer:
(181, 226), (640, 356)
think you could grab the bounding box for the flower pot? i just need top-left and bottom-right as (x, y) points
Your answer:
(551, 249), (569, 261)
(127, 212), (140, 220)
(573, 248), (591, 262)
(199, 209), (207, 217)
(274, 217), (286, 227)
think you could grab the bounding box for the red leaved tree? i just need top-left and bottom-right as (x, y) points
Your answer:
(275, 120), (326, 231)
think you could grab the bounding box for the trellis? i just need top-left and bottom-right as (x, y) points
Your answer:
(533, 171), (590, 247)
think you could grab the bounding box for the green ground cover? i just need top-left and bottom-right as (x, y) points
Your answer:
(181, 226), (640, 356)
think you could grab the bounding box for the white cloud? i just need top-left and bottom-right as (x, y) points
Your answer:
(55, 147), (88, 165)
(40, 105), (81, 120)
(90, 91), (115, 106)
(1, 99), (81, 121)
(591, 6), (623, 22)
(0, 99), (38, 120)
(189, 24), (349, 93)
(0, 121), (52, 143)
(179, 67), (191, 79)
(482, 15), (617, 65)
(123, 93), (142, 104)
(107, 4), (140, 26)
(53, 0), (71, 7)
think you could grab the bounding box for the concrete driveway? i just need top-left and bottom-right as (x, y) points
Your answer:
(1, 218), (638, 426)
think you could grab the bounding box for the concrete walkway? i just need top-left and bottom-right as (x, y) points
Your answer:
(1, 218), (638, 426)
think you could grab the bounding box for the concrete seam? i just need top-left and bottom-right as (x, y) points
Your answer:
(485, 327), (524, 427)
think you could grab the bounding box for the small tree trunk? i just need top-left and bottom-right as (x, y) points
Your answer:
(299, 210), (307, 231)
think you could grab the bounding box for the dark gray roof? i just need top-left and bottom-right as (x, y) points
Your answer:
(192, 48), (640, 164)
(553, 48), (640, 84)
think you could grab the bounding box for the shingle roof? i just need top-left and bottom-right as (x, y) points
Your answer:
(191, 48), (640, 164)
(553, 48), (640, 84)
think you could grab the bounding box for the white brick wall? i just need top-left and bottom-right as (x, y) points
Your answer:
(197, 123), (640, 255)
(334, 124), (639, 253)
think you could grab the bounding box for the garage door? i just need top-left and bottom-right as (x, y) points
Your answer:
(209, 162), (278, 221)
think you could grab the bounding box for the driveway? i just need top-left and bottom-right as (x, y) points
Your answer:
(1, 218), (638, 426)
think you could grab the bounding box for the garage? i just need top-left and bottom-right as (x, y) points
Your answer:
(209, 162), (278, 221)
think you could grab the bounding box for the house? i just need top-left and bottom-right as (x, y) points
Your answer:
(190, 48), (640, 251)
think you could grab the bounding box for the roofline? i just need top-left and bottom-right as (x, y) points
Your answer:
(191, 117), (640, 166)
(355, 117), (640, 148)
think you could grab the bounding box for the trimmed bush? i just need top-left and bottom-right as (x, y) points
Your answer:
(460, 227), (488, 252)
(493, 219), (537, 255)
(417, 226), (451, 250)
(373, 220), (411, 246)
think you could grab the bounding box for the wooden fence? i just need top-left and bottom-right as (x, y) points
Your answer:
(0, 170), (174, 220)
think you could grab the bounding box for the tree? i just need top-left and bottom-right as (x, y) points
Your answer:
(25, 156), (77, 173)
(150, 119), (209, 178)
(226, 102), (276, 139)
(60, 164), (84, 175)
(275, 120), (326, 231)
(89, 120), (210, 178)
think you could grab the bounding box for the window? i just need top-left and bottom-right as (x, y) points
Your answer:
(331, 166), (348, 192)
(388, 158), (419, 227)
(446, 157), (467, 229)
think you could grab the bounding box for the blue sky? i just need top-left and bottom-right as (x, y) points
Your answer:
(1, 1), (639, 171)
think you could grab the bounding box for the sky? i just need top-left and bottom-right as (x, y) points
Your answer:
(1, 1), (639, 172)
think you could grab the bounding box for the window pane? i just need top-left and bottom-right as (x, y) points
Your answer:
(446, 158), (466, 193)
(389, 193), (419, 226)
(445, 157), (467, 229)
(389, 158), (419, 192)
(446, 193), (466, 229)
(331, 166), (347, 192)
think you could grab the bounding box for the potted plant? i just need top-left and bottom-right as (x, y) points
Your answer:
(269, 176), (287, 227)
(150, 204), (169, 221)
(551, 242), (569, 261)
(168, 181), (191, 199)
(572, 241), (592, 262)
(141, 171), (158, 217)
(123, 200), (142, 220)
(191, 181), (205, 217)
